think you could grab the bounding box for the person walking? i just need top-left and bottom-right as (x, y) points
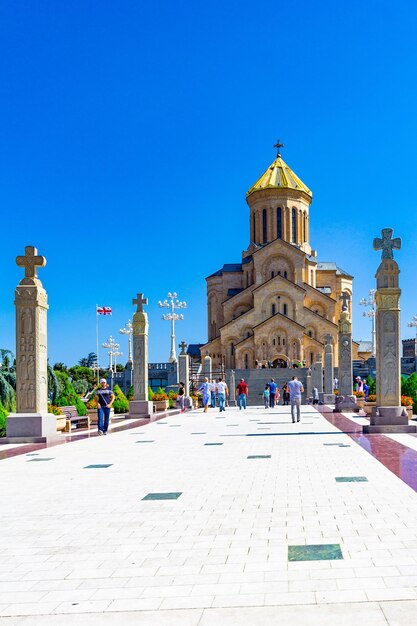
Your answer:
(96, 378), (115, 435)
(282, 383), (290, 406)
(210, 380), (216, 408)
(198, 377), (211, 413)
(268, 378), (277, 408)
(236, 378), (248, 410)
(177, 382), (185, 412)
(216, 378), (228, 412)
(288, 375), (304, 423)
(263, 384), (270, 409)
(312, 386), (319, 405)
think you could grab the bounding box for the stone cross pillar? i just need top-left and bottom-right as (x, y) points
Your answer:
(5, 246), (56, 442)
(129, 293), (153, 418)
(323, 333), (334, 394)
(306, 369), (312, 402)
(311, 353), (323, 393)
(334, 292), (357, 413)
(364, 228), (416, 433)
(178, 341), (190, 396)
(203, 353), (212, 381)
(228, 369), (236, 406)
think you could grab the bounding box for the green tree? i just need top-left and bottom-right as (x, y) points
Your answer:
(53, 362), (67, 372)
(112, 384), (129, 414)
(55, 371), (87, 416)
(0, 401), (7, 437)
(402, 373), (417, 413)
(0, 372), (16, 412)
(78, 352), (97, 367)
(68, 366), (96, 386)
(366, 375), (376, 395)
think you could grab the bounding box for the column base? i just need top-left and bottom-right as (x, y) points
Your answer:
(319, 393), (336, 405)
(128, 400), (153, 419)
(334, 395), (357, 413)
(2, 412), (59, 443)
(362, 406), (417, 433)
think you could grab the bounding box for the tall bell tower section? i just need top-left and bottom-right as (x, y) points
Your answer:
(246, 140), (313, 255)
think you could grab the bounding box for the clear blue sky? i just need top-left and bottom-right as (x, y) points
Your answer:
(0, 0), (417, 366)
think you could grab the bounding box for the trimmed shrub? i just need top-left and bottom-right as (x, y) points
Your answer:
(55, 371), (87, 416)
(127, 385), (134, 401)
(148, 386), (154, 401)
(0, 372), (16, 412)
(112, 384), (129, 414)
(0, 402), (7, 437)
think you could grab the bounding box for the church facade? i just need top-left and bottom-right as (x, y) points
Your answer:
(201, 145), (355, 370)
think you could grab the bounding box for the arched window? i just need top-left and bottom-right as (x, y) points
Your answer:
(284, 270), (288, 279)
(292, 208), (297, 243)
(230, 343), (234, 356)
(277, 207), (282, 239)
(262, 208), (267, 243)
(277, 335), (281, 346)
(271, 271), (274, 279)
(271, 303), (276, 316)
(283, 303), (288, 316)
(245, 353), (249, 369)
(252, 213), (256, 242)
(303, 213), (307, 242)
(310, 352), (314, 365)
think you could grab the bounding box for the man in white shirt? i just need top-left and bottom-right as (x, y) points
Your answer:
(216, 378), (228, 412)
(287, 375), (304, 423)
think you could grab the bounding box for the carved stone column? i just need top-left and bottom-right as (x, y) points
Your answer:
(129, 293), (153, 418)
(334, 293), (357, 413)
(364, 228), (416, 433)
(5, 246), (56, 443)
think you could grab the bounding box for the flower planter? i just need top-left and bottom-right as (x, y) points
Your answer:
(153, 399), (169, 412)
(56, 416), (66, 431)
(356, 398), (365, 409)
(363, 401), (376, 416)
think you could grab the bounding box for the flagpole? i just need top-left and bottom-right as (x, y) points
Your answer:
(96, 304), (99, 385)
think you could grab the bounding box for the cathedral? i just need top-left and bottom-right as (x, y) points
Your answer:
(201, 142), (356, 370)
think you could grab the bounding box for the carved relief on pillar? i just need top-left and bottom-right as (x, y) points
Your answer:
(376, 292), (400, 310)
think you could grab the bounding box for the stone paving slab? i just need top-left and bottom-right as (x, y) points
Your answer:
(2, 404), (417, 623)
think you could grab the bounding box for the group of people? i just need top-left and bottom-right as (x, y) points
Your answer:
(198, 375), (304, 422)
(355, 376), (370, 398)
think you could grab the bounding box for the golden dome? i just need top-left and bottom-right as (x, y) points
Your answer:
(247, 155), (312, 198)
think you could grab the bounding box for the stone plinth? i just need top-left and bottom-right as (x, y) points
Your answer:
(4, 412), (57, 443)
(129, 400), (153, 419)
(319, 392), (335, 405)
(178, 345), (190, 396)
(334, 395), (357, 413)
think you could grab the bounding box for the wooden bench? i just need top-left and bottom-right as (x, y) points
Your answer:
(61, 405), (91, 432)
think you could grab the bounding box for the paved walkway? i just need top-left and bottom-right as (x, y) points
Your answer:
(2, 404), (417, 624)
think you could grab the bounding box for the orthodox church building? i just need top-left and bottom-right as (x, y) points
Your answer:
(201, 143), (356, 369)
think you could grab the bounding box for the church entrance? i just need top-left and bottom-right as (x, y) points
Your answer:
(272, 357), (288, 368)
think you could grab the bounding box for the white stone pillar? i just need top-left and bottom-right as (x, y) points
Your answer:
(6, 246), (56, 443)
(129, 293), (153, 418)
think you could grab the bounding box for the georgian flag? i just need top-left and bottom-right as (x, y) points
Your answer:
(97, 306), (112, 315)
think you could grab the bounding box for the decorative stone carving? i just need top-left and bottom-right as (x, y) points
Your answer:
(363, 229), (416, 433)
(129, 293), (153, 418)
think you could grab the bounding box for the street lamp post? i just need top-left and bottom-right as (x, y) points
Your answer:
(119, 320), (133, 364)
(407, 315), (417, 351)
(359, 289), (376, 356)
(158, 292), (186, 363)
(102, 336), (121, 389)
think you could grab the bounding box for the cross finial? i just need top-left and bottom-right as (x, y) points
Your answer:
(132, 293), (148, 312)
(339, 292), (350, 311)
(179, 340), (188, 355)
(273, 138), (284, 157)
(16, 246), (46, 279)
(373, 228), (401, 260)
